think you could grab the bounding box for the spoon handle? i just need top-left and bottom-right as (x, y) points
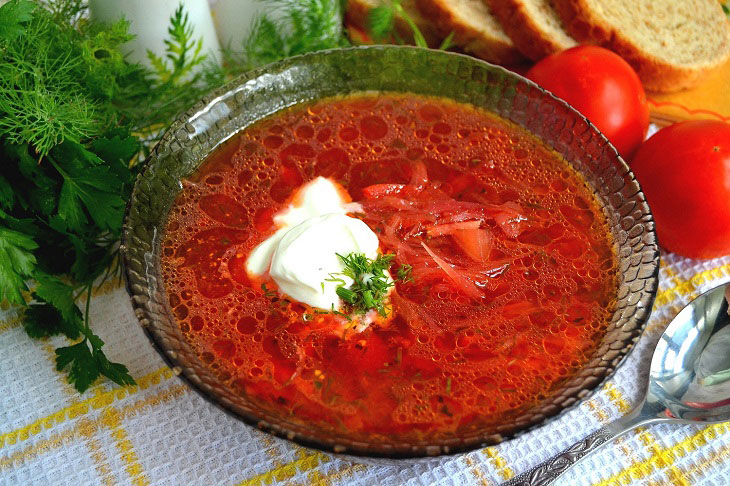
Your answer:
(501, 426), (617, 486)
(501, 405), (663, 486)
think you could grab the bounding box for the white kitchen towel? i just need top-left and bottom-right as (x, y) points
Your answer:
(2, 250), (730, 486)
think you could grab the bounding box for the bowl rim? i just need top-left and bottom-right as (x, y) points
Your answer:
(122, 44), (660, 460)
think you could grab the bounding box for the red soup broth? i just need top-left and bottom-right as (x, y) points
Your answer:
(160, 93), (617, 443)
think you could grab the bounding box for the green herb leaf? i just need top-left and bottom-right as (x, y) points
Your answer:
(364, 0), (432, 48)
(51, 141), (125, 233)
(92, 133), (139, 168)
(87, 333), (104, 349)
(34, 272), (80, 327)
(336, 286), (357, 304)
(398, 9), (428, 48)
(327, 252), (399, 317)
(261, 283), (276, 298)
(0, 173), (13, 212)
(0, 225), (37, 305)
(5, 142), (60, 215)
(23, 301), (82, 340)
(55, 328), (135, 392)
(397, 263), (413, 283)
(95, 348), (136, 387)
(438, 31), (456, 51)
(91, 131), (139, 185)
(147, 3), (206, 84)
(0, 0), (34, 41)
(55, 340), (100, 392)
(242, 0), (349, 69)
(368, 5), (395, 40)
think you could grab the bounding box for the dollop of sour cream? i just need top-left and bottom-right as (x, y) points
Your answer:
(246, 177), (380, 310)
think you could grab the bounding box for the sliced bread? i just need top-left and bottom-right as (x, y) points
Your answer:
(346, 0), (443, 47)
(552, 0), (730, 92)
(487, 0), (577, 61)
(414, 0), (525, 65)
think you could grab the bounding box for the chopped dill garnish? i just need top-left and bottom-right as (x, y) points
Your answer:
(326, 252), (394, 317)
(329, 303), (349, 318)
(325, 252), (415, 317)
(397, 263), (413, 283)
(261, 283), (276, 298)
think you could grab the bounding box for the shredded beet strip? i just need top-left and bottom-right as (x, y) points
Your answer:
(452, 228), (492, 263)
(420, 242), (483, 299)
(426, 220), (481, 237)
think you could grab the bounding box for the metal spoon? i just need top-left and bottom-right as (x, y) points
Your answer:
(505, 281), (730, 486)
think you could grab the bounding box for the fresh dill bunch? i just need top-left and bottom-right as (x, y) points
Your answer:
(368, 0), (427, 47)
(78, 19), (144, 106)
(366, 0), (455, 50)
(39, 0), (86, 26)
(0, 6), (100, 156)
(0, 1), (150, 154)
(242, 0), (350, 70)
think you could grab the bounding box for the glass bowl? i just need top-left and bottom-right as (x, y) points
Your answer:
(121, 45), (659, 459)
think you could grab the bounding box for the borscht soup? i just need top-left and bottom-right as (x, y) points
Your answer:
(160, 93), (617, 443)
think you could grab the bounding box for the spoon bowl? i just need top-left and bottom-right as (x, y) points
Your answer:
(652, 283), (730, 422)
(507, 281), (730, 485)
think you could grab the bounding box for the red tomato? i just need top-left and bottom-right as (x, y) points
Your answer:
(527, 46), (649, 159)
(630, 120), (730, 260)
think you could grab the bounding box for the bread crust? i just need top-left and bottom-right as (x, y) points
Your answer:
(345, 0), (443, 47)
(415, 0), (525, 65)
(487, 0), (576, 61)
(552, 0), (730, 92)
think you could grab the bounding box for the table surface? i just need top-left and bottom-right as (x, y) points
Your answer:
(3, 0), (730, 482)
(2, 251), (730, 486)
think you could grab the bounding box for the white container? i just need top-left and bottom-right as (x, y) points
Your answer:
(210, 0), (275, 51)
(89, 0), (222, 70)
